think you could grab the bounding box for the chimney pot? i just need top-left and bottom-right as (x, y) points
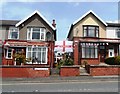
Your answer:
(52, 19), (56, 28)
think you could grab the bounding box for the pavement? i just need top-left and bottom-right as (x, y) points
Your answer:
(2, 75), (119, 83)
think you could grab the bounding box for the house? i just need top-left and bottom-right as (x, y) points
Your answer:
(1, 10), (56, 68)
(67, 10), (120, 65)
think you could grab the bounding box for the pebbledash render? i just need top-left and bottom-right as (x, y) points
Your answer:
(67, 10), (120, 65)
(0, 10), (56, 67)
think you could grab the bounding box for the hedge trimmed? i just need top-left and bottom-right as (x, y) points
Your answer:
(105, 56), (120, 65)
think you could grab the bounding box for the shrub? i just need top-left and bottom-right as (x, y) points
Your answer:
(115, 56), (120, 65)
(105, 56), (120, 65)
(63, 57), (74, 66)
(13, 53), (26, 65)
(104, 57), (115, 65)
(56, 53), (74, 69)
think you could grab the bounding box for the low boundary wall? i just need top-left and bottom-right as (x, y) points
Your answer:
(1, 65), (50, 78)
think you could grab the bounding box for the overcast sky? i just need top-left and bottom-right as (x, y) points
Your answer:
(0, 1), (119, 41)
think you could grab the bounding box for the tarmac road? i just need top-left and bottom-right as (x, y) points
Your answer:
(1, 78), (119, 92)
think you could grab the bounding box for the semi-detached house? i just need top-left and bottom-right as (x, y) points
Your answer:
(0, 10), (56, 68)
(67, 10), (120, 65)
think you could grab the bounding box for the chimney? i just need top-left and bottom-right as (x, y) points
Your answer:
(52, 19), (56, 28)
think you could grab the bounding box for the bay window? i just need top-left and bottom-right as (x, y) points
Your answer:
(27, 27), (46, 41)
(83, 25), (99, 37)
(26, 46), (47, 64)
(8, 27), (19, 39)
(82, 43), (98, 58)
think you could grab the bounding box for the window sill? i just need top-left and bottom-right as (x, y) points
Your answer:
(83, 37), (99, 38)
(26, 62), (47, 64)
(5, 58), (13, 59)
(81, 58), (98, 59)
(8, 38), (19, 40)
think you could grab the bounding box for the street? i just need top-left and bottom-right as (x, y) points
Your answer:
(1, 80), (119, 92)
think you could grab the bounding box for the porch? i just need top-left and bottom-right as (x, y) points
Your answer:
(78, 41), (120, 65)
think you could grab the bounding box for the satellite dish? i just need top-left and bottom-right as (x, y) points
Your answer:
(46, 32), (52, 41)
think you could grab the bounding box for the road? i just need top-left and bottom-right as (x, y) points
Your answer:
(1, 80), (119, 92)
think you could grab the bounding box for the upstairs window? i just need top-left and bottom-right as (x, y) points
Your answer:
(8, 27), (19, 39)
(116, 28), (120, 38)
(83, 25), (99, 38)
(27, 27), (46, 41)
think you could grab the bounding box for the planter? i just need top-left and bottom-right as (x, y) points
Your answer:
(60, 65), (80, 77)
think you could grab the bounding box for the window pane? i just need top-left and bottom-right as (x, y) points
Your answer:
(86, 46), (90, 58)
(38, 52), (41, 63)
(96, 30), (99, 37)
(33, 28), (40, 31)
(82, 47), (85, 58)
(41, 32), (45, 40)
(91, 46), (94, 58)
(27, 52), (31, 58)
(88, 27), (95, 37)
(95, 47), (98, 58)
(32, 32), (40, 39)
(8, 49), (12, 53)
(7, 49), (12, 58)
(11, 32), (18, 39)
(117, 32), (120, 38)
(42, 49), (46, 63)
(8, 53), (11, 58)
(84, 30), (87, 37)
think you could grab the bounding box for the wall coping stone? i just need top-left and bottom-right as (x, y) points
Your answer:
(1, 65), (50, 68)
(61, 65), (80, 68)
(90, 65), (120, 68)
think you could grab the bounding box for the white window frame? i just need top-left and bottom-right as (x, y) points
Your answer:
(116, 28), (120, 38)
(27, 27), (46, 41)
(8, 27), (19, 39)
(6, 48), (13, 59)
(26, 46), (48, 64)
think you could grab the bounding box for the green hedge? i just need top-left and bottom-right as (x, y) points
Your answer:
(105, 56), (120, 65)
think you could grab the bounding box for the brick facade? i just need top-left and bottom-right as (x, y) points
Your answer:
(86, 65), (120, 76)
(1, 65), (50, 78)
(60, 66), (80, 77)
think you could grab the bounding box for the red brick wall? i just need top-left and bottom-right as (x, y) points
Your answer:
(2, 58), (14, 65)
(60, 66), (80, 77)
(81, 59), (99, 65)
(89, 66), (120, 76)
(73, 38), (79, 65)
(1, 66), (50, 78)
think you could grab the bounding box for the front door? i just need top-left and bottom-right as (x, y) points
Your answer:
(109, 49), (114, 57)
(100, 50), (105, 62)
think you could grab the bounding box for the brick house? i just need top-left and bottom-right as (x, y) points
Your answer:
(1, 10), (56, 68)
(67, 10), (120, 65)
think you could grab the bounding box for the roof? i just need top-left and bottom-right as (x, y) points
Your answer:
(0, 20), (19, 26)
(16, 10), (56, 31)
(73, 10), (107, 26)
(107, 23), (120, 27)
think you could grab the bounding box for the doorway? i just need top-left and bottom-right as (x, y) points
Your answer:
(100, 50), (105, 62)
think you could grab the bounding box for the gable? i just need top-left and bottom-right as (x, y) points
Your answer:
(16, 10), (55, 31)
(73, 10), (107, 26)
(67, 10), (107, 39)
